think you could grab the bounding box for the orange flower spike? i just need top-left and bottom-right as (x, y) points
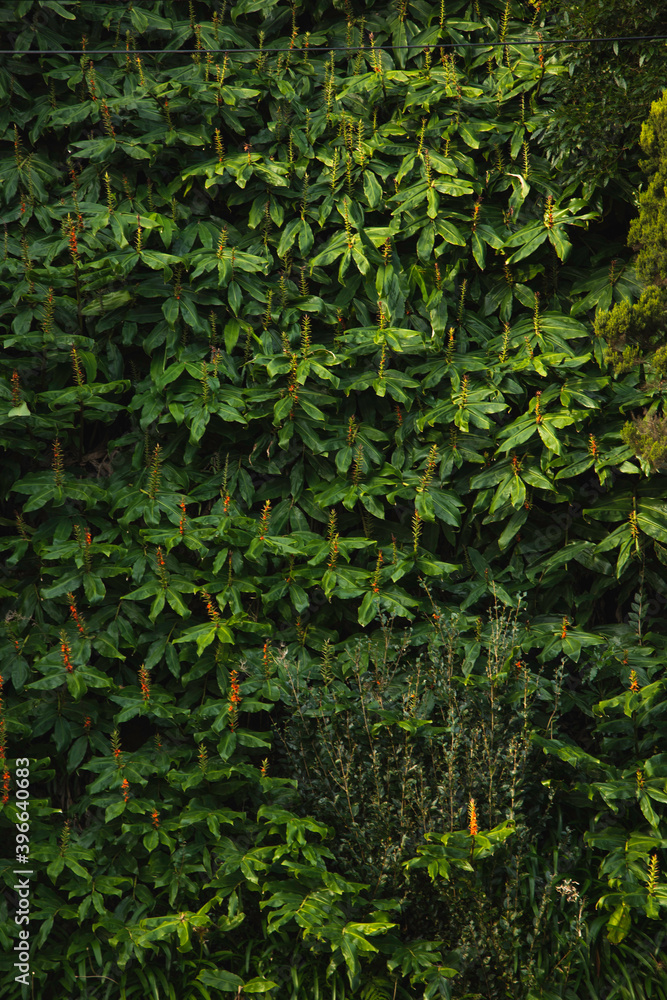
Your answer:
(629, 670), (640, 693)
(121, 778), (130, 802)
(560, 616), (568, 640)
(202, 590), (220, 623)
(68, 593), (86, 635)
(52, 438), (65, 487)
(228, 669), (241, 731)
(152, 809), (160, 829)
(258, 499), (271, 540)
(371, 550), (383, 594)
(11, 370), (21, 407)
(328, 533), (339, 570)
(60, 631), (74, 672)
(139, 665), (151, 702)
(111, 729), (123, 767)
(469, 797), (478, 836)
(229, 670), (242, 705)
(2, 768), (10, 805)
(69, 224), (79, 263)
(156, 546), (169, 587)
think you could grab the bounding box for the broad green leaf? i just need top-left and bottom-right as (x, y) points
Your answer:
(363, 171), (382, 208)
(606, 904), (631, 944)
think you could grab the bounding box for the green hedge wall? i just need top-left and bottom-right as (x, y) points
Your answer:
(1, 1), (667, 998)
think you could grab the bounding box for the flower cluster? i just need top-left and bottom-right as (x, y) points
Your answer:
(258, 500), (271, 540)
(214, 127), (225, 163)
(111, 729), (123, 767)
(100, 99), (115, 137)
(68, 593), (86, 636)
(156, 547), (169, 588)
(371, 550), (383, 594)
(202, 590), (220, 623)
(59, 820), (71, 855)
(647, 852), (660, 895)
(71, 345), (85, 386)
(556, 879), (580, 902)
(418, 444), (438, 493)
(11, 370), (21, 407)
(68, 220), (79, 263)
(52, 438), (64, 487)
(139, 665), (151, 702)
(469, 797), (478, 836)
(628, 509), (639, 541)
(228, 670), (241, 731)
(60, 631), (74, 672)
(147, 444), (162, 500)
(412, 509), (422, 554)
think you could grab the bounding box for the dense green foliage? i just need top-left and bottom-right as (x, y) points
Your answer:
(628, 92), (667, 285)
(1, 1), (667, 998)
(542, 0), (667, 188)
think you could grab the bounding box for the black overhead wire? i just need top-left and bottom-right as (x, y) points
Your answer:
(1, 34), (667, 55)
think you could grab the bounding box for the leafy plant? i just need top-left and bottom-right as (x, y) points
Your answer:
(1, 1), (667, 998)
